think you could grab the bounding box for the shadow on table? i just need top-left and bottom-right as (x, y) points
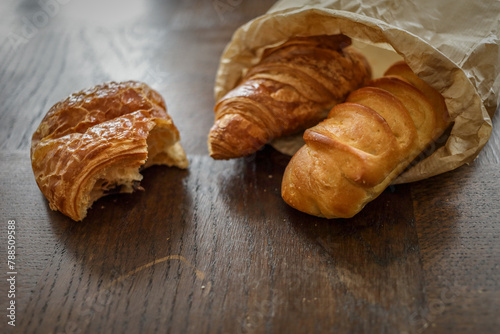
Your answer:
(46, 164), (192, 277)
(215, 145), (460, 333)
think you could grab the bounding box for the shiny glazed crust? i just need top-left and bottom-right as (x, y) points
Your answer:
(281, 63), (450, 219)
(31, 81), (188, 221)
(208, 34), (372, 159)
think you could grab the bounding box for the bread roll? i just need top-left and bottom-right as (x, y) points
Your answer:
(208, 34), (372, 159)
(31, 81), (188, 221)
(384, 60), (449, 132)
(281, 63), (449, 218)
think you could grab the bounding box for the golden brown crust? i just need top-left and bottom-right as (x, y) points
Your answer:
(384, 61), (449, 132)
(31, 81), (188, 221)
(346, 87), (418, 153)
(208, 34), (372, 160)
(281, 62), (450, 219)
(367, 76), (437, 149)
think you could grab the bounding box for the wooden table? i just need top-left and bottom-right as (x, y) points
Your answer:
(1, 1), (499, 333)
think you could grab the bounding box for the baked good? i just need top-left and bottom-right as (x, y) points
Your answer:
(208, 34), (372, 159)
(281, 62), (450, 218)
(384, 60), (450, 132)
(31, 81), (188, 221)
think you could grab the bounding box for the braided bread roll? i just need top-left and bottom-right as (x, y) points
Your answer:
(281, 62), (450, 218)
(31, 81), (188, 221)
(208, 34), (372, 159)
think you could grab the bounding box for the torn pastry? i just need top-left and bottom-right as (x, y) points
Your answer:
(31, 81), (188, 221)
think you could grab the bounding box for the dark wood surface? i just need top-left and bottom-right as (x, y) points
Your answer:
(1, 1), (499, 333)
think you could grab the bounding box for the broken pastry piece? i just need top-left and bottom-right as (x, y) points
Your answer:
(208, 34), (372, 159)
(31, 81), (188, 221)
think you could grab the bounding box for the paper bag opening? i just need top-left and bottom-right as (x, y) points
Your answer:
(214, 1), (498, 183)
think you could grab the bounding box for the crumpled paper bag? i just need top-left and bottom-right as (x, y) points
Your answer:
(214, 0), (499, 183)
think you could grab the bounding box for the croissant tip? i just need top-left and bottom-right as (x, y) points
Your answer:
(207, 139), (236, 160)
(207, 116), (268, 160)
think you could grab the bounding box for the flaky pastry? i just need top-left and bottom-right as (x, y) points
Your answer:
(31, 81), (188, 221)
(208, 34), (372, 159)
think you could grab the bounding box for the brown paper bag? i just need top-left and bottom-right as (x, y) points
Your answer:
(214, 0), (499, 183)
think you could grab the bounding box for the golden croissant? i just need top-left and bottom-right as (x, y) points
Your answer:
(208, 34), (372, 159)
(281, 61), (450, 218)
(31, 81), (188, 221)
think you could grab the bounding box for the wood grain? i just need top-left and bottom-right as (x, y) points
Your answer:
(412, 162), (500, 333)
(1, 150), (425, 334)
(0, 0), (499, 333)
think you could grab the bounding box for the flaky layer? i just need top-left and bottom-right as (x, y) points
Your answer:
(208, 34), (372, 160)
(31, 81), (188, 221)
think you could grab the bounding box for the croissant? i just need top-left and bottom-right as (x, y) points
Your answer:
(208, 34), (372, 159)
(281, 62), (450, 218)
(31, 81), (188, 221)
